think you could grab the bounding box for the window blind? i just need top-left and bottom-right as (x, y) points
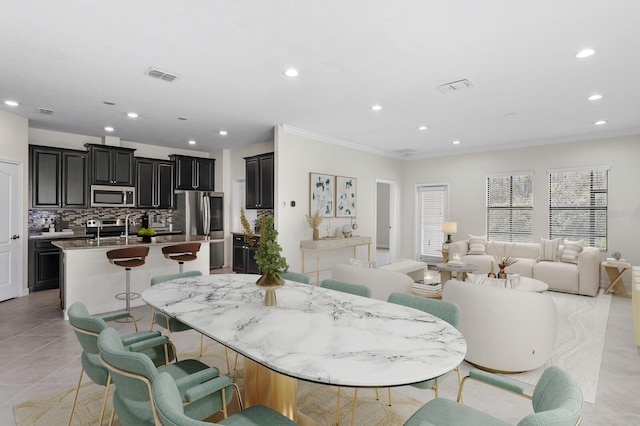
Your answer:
(487, 173), (533, 242)
(548, 167), (608, 249)
(417, 185), (447, 258)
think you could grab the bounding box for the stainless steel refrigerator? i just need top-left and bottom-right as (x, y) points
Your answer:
(173, 191), (224, 269)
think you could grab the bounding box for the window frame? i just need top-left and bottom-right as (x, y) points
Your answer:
(486, 171), (534, 243)
(415, 183), (449, 261)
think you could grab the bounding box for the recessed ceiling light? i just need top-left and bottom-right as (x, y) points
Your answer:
(452, 140), (461, 145)
(588, 94), (603, 101)
(283, 68), (299, 77)
(104, 126), (115, 132)
(4, 100), (19, 106)
(127, 112), (138, 118)
(594, 120), (607, 125)
(418, 126), (428, 131)
(188, 140), (196, 145)
(371, 105), (382, 111)
(576, 48), (595, 58)
(219, 130), (228, 136)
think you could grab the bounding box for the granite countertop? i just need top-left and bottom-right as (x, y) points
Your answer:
(28, 231), (93, 240)
(52, 234), (221, 250)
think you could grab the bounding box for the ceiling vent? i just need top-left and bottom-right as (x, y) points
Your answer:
(395, 149), (417, 156)
(145, 67), (180, 82)
(436, 79), (473, 94)
(36, 107), (55, 115)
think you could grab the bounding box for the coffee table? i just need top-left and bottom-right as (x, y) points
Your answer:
(513, 276), (549, 292)
(436, 262), (479, 282)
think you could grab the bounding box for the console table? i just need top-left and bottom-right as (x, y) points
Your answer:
(300, 236), (372, 284)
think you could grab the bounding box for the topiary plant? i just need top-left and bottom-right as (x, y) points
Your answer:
(137, 227), (157, 237)
(254, 215), (288, 276)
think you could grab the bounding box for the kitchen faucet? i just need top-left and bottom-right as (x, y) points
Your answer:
(125, 213), (131, 245)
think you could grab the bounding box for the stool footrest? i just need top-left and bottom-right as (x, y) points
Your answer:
(115, 292), (141, 301)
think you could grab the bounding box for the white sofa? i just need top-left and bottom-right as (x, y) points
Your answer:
(448, 239), (601, 296)
(443, 279), (558, 372)
(331, 264), (414, 301)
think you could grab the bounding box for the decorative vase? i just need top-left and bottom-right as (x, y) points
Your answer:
(312, 228), (319, 241)
(497, 268), (507, 279)
(141, 236), (152, 243)
(256, 272), (285, 306)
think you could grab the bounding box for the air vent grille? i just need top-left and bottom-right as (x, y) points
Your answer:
(36, 107), (55, 115)
(395, 149), (417, 155)
(145, 68), (180, 82)
(437, 79), (473, 94)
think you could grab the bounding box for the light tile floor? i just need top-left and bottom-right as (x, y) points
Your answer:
(1, 280), (639, 425)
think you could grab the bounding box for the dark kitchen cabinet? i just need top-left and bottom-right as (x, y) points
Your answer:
(170, 155), (215, 191)
(232, 234), (260, 274)
(86, 144), (135, 186)
(136, 158), (174, 208)
(28, 239), (60, 292)
(245, 153), (274, 209)
(30, 146), (89, 208)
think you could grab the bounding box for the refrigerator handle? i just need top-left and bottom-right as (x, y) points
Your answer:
(203, 194), (210, 235)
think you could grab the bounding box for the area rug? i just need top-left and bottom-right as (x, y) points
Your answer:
(499, 289), (611, 404)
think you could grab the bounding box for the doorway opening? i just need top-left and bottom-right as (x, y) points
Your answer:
(375, 180), (396, 266)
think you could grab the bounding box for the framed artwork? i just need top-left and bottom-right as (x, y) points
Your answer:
(309, 173), (335, 217)
(336, 176), (357, 217)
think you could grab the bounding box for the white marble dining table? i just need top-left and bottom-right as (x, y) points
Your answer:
(142, 273), (466, 423)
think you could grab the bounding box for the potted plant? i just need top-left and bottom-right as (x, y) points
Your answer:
(137, 227), (156, 243)
(241, 210), (288, 306)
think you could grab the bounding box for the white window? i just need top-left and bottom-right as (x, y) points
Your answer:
(548, 166), (608, 250)
(486, 172), (533, 242)
(416, 184), (448, 260)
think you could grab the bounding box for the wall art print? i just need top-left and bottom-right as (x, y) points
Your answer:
(336, 176), (357, 217)
(309, 173), (334, 217)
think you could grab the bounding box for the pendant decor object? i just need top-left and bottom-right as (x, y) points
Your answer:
(256, 272), (285, 306)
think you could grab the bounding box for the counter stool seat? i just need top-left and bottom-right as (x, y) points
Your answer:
(106, 246), (149, 318)
(162, 243), (201, 272)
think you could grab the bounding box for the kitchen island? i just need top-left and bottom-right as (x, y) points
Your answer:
(53, 235), (217, 317)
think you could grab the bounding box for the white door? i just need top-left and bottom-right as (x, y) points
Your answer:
(0, 160), (22, 301)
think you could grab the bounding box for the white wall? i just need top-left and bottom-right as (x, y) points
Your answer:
(400, 134), (640, 282)
(0, 110), (29, 292)
(274, 125), (404, 277)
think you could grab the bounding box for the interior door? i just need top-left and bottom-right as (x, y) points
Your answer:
(0, 160), (23, 301)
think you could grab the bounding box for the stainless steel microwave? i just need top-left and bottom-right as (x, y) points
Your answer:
(90, 185), (136, 207)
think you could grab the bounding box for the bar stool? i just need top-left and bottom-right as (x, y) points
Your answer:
(106, 246), (149, 316)
(161, 242), (201, 272)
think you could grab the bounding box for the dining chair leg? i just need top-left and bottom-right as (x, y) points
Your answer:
(455, 366), (463, 403)
(108, 405), (116, 426)
(149, 308), (156, 331)
(374, 388), (379, 400)
(387, 387), (392, 406)
(98, 375), (112, 426)
(67, 368), (84, 426)
(224, 347), (232, 375)
(199, 334), (204, 358)
(351, 388), (358, 426)
(434, 377), (440, 398)
(336, 387), (342, 425)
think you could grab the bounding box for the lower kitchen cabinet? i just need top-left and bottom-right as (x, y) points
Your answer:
(232, 234), (260, 274)
(28, 239), (60, 292)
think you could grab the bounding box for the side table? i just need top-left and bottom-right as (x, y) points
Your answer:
(602, 261), (631, 297)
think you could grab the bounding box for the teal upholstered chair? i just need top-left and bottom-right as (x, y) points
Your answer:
(281, 270), (311, 284)
(67, 302), (174, 426)
(98, 327), (236, 426)
(404, 366), (583, 426)
(320, 279), (372, 297)
(387, 292), (462, 398)
(320, 278), (372, 425)
(153, 371), (298, 426)
(150, 271), (205, 355)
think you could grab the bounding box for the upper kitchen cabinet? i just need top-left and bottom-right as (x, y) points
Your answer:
(30, 145), (89, 208)
(85, 144), (135, 186)
(245, 152), (274, 209)
(169, 154), (215, 191)
(136, 158), (174, 209)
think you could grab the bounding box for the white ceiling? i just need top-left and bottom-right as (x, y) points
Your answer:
(2, 1), (640, 158)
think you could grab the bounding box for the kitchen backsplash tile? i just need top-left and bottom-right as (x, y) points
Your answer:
(28, 208), (173, 232)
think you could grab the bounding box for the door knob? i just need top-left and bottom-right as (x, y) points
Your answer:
(11, 235), (20, 240)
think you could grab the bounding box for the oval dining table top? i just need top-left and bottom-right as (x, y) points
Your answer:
(142, 273), (466, 388)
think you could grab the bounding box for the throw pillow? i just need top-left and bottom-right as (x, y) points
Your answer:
(467, 234), (487, 255)
(560, 239), (584, 264)
(467, 273), (514, 289)
(349, 258), (378, 268)
(538, 238), (560, 262)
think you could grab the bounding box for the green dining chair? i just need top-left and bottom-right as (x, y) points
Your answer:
(387, 293), (462, 402)
(67, 302), (175, 426)
(403, 366), (583, 426)
(320, 279), (372, 297)
(98, 327), (238, 426)
(320, 278), (372, 425)
(153, 371), (298, 426)
(281, 270), (311, 284)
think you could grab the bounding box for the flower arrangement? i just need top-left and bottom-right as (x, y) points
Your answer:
(491, 241), (517, 277)
(306, 210), (323, 240)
